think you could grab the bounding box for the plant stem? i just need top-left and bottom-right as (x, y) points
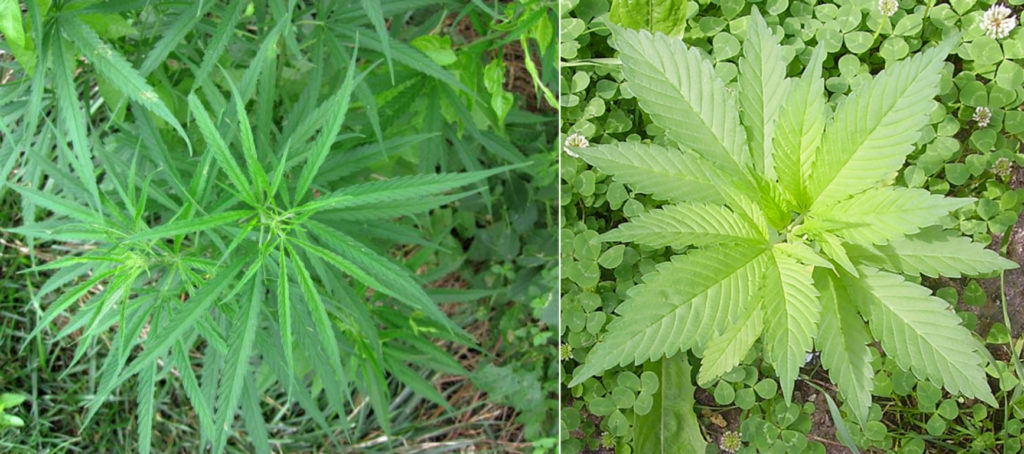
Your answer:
(872, 17), (889, 43)
(923, 0), (935, 35)
(999, 271), (1024, 430)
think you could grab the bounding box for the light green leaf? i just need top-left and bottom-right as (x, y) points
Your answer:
(61, 15), (188, 146)
(846, 227), (1019, 278)
(122, 257), (251, 380)
(846, 268), (995, 404)
(815, 270), (873, 424)
(0, 0), (32, 71)
(8, 185), (101, 225)
(81, 293), (150, 427)
(294, 238), (390, 297)
(131, 210), (251, 241)
(27, 269), (117, 343)
(305, 221), (460, 333)
(322, 189), (482, 221)
(222, 72), (268, 193)
(569, 243), (769, 386)
(298, 166), (519, 214)
(634, 355), (707, 453)
(288, 245), (350, 404)
(609, 0), (688, 38)
(0, 393), (26, 408)
(0, 0), (25, 49)
(214, 274), (265, 453)
(808, 39), (955, 208)
(1, 414), (24, 427)
(172, 341), (217, 441)
(601, 202), (766, 248)
(332, 25), (470, 94)
(611, 25), (751, 174)
(738, 7), (790, 175)
(763, 249), (820, 402)
(136, 362), (156, 454)
(410, 35), (457, 66)
(815, 384), (864, 454)
(187, 94), (253, 202)
(138, 1), (212, 76)
(240, 380), (271, 454)
(361, 0), (392, 75)
(575, 142), (725, 204)
(773, 242), (833, 270)
(295, 48), (360, 202)
(752, 173), (795, 229)
(698, 304), (763, 385)
(773, 45), (826, 206)
(386, 359), (452, 410)
(239, 8), (289, 103)
(816, 231), (858, 277)
(277, 246), (294, 376)
(51, 34), (100, 206)
(252, 335), (331, 432)
(811, 188), (972, 245)
(192, 0), (245, 85)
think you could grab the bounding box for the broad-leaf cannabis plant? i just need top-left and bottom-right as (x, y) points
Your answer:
(567, 9), (1019, 423)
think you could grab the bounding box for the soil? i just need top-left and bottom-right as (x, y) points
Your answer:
(969, 165), (1024, 338)
(448, 12), (555, 114)
(695, 367), (853, 454)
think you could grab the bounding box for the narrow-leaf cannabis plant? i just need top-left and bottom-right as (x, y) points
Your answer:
(567, 9), (1018, 423)
(9, 39), (516, 452)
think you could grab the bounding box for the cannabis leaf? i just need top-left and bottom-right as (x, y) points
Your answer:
(567, 9), (1018, 422)
(612, 14), (750, 173)
(15, 45), (515, 452)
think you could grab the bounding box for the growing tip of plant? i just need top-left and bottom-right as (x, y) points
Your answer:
(749, 4), (765, 22)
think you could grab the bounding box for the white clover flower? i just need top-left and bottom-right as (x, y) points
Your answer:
(563, 133), (589, 158)
(994, 157), (1013, 179)
(981, 4), (1017, 39)
(973, 106), (992, 128)
(878, 0), (898, 17)
(720, 431), (743, 453)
